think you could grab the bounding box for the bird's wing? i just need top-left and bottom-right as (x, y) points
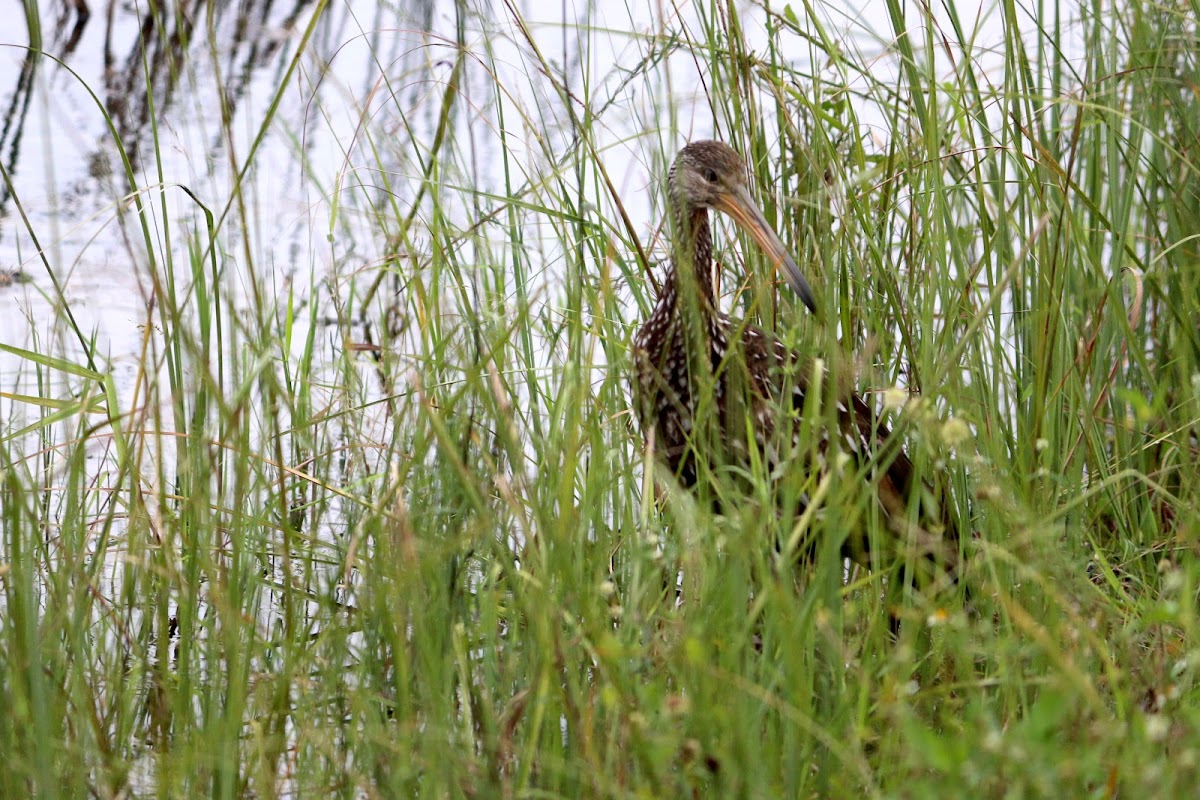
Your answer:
(730, 317), (960, 574)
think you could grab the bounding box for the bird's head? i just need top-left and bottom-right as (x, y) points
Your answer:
(668, 140), (818, 314)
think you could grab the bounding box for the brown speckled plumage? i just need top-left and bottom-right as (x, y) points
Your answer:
(632, 140), (958, 576)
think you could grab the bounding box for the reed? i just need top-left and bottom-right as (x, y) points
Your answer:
(0, 0), (1196, 796)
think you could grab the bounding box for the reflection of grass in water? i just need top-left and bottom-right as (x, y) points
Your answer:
(2, 1), (1199, 796)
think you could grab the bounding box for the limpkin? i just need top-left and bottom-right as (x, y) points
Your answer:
(632, 140), (958, 585)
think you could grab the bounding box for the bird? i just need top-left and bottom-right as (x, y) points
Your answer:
(631, 140), (959, 587)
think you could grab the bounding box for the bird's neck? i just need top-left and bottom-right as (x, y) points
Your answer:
(666, 206), (715, 313)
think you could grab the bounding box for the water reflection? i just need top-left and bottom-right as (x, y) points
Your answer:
(106, 0), (316, 176)
(2, 0), (321, 214)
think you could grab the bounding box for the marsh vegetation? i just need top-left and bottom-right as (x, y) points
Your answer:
(1, 0), (1198, 796)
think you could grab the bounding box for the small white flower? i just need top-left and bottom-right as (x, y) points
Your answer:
(941, 417), (970, 447)
(1145, 714), (1170, 742)
(883, 386), (908, 410)
(1164, 569), (1184, 593)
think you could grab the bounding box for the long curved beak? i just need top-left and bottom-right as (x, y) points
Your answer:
(715, 185), (818, 315)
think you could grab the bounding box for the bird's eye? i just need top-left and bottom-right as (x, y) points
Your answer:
(704, 168), (719, 183)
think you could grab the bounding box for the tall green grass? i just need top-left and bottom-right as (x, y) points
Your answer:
(1, 0), (1198, 796)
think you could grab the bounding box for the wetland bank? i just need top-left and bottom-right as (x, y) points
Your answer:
(1, 0), (1198, 796)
